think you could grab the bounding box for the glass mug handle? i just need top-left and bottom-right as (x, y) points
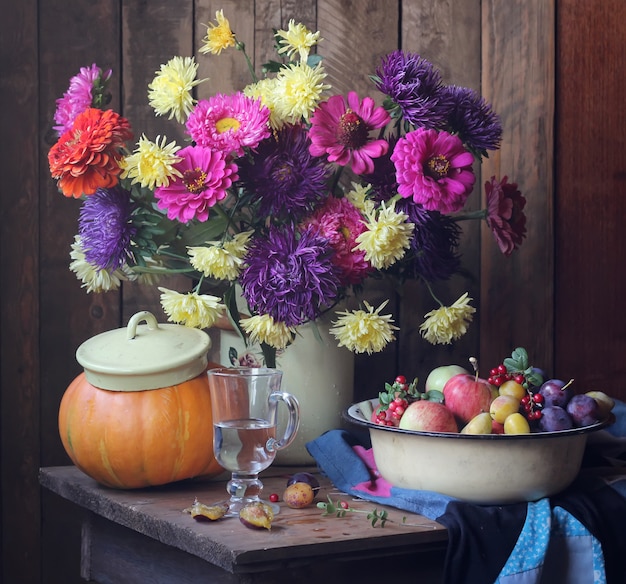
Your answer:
(266, 392), (300, 452)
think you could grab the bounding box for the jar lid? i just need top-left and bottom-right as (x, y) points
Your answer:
(76, 311), (211, 391)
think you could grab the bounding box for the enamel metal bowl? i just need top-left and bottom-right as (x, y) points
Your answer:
(345, 399), (612, 504)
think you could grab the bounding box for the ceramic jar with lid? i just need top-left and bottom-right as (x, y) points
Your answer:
(58, 311), (224, 488)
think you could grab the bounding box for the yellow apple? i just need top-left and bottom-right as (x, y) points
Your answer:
(461, 412), (493, 434)
(504, 412), (531, 434)
(585, 391), (615, 418)
(490, 395), (520, 424)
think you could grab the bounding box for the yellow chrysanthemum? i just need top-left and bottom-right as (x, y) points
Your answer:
(243, 78), (285, 130)
(330, 301), (398, 354)
(419, 293), (476, 345)
(159, 287), (226, 329)
(276, 20), (322, 62)
(200, 10), (236, 55)
(240, 314), (295, 350)
(345, 182), (375, 213)
(354, 202), (414, 269)
(273, 61), (330, 123)
(148, 56), (205, 123)
(120, 135), (182, 190)
(188, 231), (253, 281)
(69, 236), (126, 293)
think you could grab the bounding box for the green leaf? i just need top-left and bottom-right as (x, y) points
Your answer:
(423, 389), (444, 403)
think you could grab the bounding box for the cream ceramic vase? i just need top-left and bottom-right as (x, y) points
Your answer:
(216, 311), (355, 466)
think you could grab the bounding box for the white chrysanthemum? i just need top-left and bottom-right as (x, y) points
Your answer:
(120, 135), (182, 190)
(273, 61), (330, 123)
(158, 287), (226, 329)
(345, 181), (375, 213)
(240, 314), (295, 350)
(188, 231), (253, 281)
(69, 236), (126, 293)
(354, 202), (414, 269)
(148, 56), (205, 123)
(330, 301), (398, 354)
(244, 78), (285, 130)
(419, 293), (476, 345)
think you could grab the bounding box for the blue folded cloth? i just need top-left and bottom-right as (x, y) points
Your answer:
(307, 427), (626, 584)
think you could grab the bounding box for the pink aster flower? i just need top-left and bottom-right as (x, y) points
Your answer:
(391, 128), (475, 214)
(53, 64), (112, 136)
(185, 92), (271, 157)
(308, 91), (391, 175)
(154, 145), (238, 223)
(485, 175), (527, 256)
(301, 196), (372, 285)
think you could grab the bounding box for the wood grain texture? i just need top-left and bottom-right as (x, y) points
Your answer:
(398, 0), (483, 380)
(35, 2), (125, 582)
(555, 0), (626, 389)
(4, 1), (625, 581)
(0, 2), (41, 582)
(480, 0), (555, 373)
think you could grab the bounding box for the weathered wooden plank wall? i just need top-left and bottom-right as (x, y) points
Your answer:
(6, 0), (626, 582)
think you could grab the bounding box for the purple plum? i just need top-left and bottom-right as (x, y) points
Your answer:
(538, 406), (574, 432)
(566, 394), (600, 427)
(539, 379), (573, 408)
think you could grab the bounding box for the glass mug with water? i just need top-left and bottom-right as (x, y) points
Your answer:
(207, 367), (300, 515)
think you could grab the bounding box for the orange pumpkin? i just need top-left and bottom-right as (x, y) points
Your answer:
(58, 369), (224, 488)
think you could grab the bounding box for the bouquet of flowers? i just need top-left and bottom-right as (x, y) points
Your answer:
(48, 11), (527, 367)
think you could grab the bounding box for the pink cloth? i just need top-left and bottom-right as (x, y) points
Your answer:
(351, 445), (393, 497)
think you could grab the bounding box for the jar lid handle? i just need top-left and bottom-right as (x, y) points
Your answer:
(126, 311), (159, 340)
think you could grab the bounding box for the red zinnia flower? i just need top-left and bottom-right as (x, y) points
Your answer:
(48, 108), (133, 198)
(308, 91), (391, 175)
(485, 176), (527, 256)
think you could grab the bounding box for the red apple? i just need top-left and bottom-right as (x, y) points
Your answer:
(424, 365), (469, 393)
(491, 419), (505, 434)
(443, 373), (494, 425)
(398, 400), (458, 433)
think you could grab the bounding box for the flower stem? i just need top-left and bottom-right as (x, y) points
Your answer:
(454, 209), (488, 222)
(236, 39), (258, 83)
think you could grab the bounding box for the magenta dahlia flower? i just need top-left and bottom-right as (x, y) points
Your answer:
(154, 145), (238, 223)
(53, 64), (112, 136)
(308, 91), (391, 175)
(301, 196), (372, 285)
(186, 92), (271, 157)
(485, 176), (527, 256)
(240, 225), (340, 327)
(391, 128), (475, 214)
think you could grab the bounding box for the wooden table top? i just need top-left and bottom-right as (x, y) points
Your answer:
(39, 465), (447, 574)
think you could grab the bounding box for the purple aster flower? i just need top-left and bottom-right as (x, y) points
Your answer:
(237, 124), (331, 221)
(240, 225), (341, 327)
(373, 51), (452, 129)
(444, 85), (503, 155)
(53, 64), (112, 136)
(78, 186), (135, 270)
(395, 199), (461, 282)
